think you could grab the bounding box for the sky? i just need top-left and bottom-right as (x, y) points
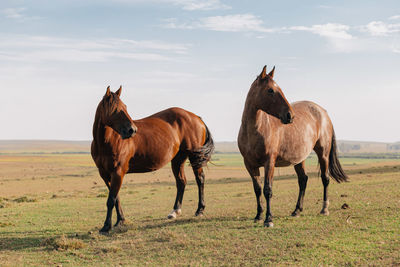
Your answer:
(0, 0), (399, 142)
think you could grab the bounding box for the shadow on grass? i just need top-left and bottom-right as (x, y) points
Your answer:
(0, 236), (46, 251)
(120, 164), (400, 190)
(0, 231), (95, 251)
(138, 215), (271, 230)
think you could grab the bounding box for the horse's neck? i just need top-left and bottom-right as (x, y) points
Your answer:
(92, 116), (117, 152)
(241, 96), (270, 133)
(92, 114), (106, 143)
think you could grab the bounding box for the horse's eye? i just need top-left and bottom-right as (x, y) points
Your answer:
(268, 88), (274, 94)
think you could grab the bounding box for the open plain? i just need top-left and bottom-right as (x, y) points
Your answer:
(0, 141), (399, 266)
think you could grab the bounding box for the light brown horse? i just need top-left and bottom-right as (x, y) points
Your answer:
(238, 66), (347, 227)
(91, 86), (214, 233)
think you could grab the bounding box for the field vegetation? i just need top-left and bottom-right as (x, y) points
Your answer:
(0, 142), (399, 266)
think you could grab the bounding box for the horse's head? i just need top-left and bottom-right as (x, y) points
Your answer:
(99, 86), (137, 139)
(252, 65), (294, 124)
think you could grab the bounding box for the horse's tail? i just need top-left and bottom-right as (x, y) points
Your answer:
(328, 130), (348, 183)
(188, 120), (215, 169)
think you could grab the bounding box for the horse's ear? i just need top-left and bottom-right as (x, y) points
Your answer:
(116, 85), (122, 97)
(260, 65), (267, 79)
(106, 86), (111, 96)
(268, 66), (275, 78)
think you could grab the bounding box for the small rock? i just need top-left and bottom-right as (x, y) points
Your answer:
(340, 194), (348, 197)
(341, 203), (349, 209)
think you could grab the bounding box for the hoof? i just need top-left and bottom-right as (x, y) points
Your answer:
(320, 210), (330, 216)
(195, 211), (204, 217)
(195, 205), (205, 217)
(254, 215), (262, 223)
(167, 213), (176, 219)
(291, 210), (301, 217)
(167, 209), (181, 219)
(99, 225), (111, 234)
(114, 219), (125, 227)
(264, 221), (274, 228)
(195, 206), (204, 217)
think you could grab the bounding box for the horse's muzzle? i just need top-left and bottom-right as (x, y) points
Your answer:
(121, 125), (137, 139)
(282, 112), (294, 124)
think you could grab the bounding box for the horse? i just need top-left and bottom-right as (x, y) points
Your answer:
(238, 66), (348, 227)
(91, 86), (214, 233)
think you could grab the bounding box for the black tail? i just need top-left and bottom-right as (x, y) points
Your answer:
(189, 121), (215, 169)
(329, 130), (348, 183)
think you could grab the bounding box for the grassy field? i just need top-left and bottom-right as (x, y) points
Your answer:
(0, 151), (399, 266)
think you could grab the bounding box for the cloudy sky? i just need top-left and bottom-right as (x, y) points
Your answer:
(1, 0), (399, 142)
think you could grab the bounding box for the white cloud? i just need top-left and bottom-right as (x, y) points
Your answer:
(289, 22), (400, 53)
(163, 18), (195, 29)
(171, 0), (230, 10)
(0, 50), (171, 62)
(164, 15), (400, 54)
(164, 14), (278, 32)
(201, 14), (273, 32)
(317, 5), (332, 9)
(1, 7), (40, 21)
(290, 23), (353, 40)
(165, 17), (351, 38)
(112, 0), (230, 10)
(1, 7), (25, 19)
(362, 21), (400, 36)
(0, 35), (190, 62)
(389, 15), (400, 20)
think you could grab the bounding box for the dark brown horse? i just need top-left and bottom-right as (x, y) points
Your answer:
(91, 86), (214, 233)
(238, 66), (347, 227)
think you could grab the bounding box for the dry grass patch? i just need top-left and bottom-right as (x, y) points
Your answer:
(42, 235), (86, 250)
(13, 196), (37, 203)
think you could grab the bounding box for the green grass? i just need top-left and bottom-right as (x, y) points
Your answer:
(212, 153), (396, 168)
(1, 159), (399, 266)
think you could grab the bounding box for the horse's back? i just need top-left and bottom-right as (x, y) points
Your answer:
(147, 107), (207, 149)
(128, 107), (207, 172)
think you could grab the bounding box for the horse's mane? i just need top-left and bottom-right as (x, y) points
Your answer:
(93, 93), (120, 138)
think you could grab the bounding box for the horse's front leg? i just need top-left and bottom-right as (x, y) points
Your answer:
(100, 169), (125, 233)
(114, 195), (125, 227)
(264, 158), (275, 227)
(98, 168), (125, 228)
(244, 160), (263, 222)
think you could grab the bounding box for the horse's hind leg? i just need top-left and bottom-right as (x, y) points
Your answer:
(192, 166), (206, 216)
(168, 152), (188, 219)
(244, 160), (263, 222)
(315, 144), (330, 215)
(291, 161), (308, 217)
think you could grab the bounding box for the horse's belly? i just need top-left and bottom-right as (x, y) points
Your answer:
(275, 158), (292, 167)
(277, 134), (315, 167)
(128, 154), (171, 173)
(275, 155), (308, 167)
